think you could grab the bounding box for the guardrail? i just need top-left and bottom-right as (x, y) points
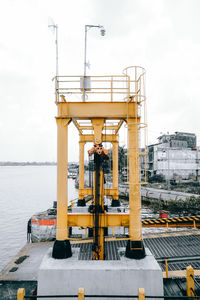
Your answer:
(55, 66), (146, 103)
(17, 265), (199, 299)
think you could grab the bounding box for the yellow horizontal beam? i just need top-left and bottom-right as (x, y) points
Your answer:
(57, 102), (138, 119)
(79, 188), (119, 197)
(79, 134), (118, 142)
(68, 213), (129, 227)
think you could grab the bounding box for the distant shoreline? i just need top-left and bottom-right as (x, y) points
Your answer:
(0, 162), (57, 166)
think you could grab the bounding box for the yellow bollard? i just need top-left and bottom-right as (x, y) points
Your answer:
(165, 259), (169, 278)
(166, 222), (169, 232)
(78, 287), (85, 300)
(186, 265), (194, 297)
(112, 227), (115, 237)
(138, 288), (145, 300)
(193, 220), (197, 230)
(17, 288), (25, 300)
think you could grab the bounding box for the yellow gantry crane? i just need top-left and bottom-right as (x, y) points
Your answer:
(52, 66), (148, 260)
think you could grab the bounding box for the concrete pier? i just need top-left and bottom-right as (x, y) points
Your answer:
(38, 247), (163, 299)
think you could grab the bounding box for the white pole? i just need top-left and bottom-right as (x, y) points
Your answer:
(83, 26), (87, 102)
(55, 24), (58, 77)
(82, 24), (105, 102)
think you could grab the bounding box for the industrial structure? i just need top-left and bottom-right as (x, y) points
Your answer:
(52, 66), (148, 260)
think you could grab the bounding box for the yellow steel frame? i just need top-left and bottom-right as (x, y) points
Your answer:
(79, 188), (118, 198)
(68, 213), (129, 227)
(55, 66), (147, 252)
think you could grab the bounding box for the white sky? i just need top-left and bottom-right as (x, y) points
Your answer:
(0, 0), (200, 162)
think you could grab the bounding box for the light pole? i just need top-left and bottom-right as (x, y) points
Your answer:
(167, 147), (170, 190)
(48, 22), (59, 77)
(83, 24), (106, 101)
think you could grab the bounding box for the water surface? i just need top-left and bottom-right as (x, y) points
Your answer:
(0, 166), (78, 271)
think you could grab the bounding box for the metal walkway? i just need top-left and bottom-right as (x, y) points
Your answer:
(76, 232), (200, 272)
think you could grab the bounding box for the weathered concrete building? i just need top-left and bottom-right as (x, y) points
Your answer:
(146, 132), (200, 181)
(158, 132), (196, 149)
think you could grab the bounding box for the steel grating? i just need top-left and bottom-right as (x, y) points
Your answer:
(144, 234), (200, 258)
(160, 260), (200, 271)
(71, 234), (200, 273)
(73, 234), (200, 261)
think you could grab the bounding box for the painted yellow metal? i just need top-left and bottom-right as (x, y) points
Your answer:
(92, 119), (104, 144)
(78, 188), (118, 197)
(165, 259), (169, 278)
(112, 141), (119, 200)
(186, 265), (194, 296)
(193, 220), (197, 230)
(138, 288), (145, 300)
(67, 213), (129, 227)
(57, 102), (137, 119)
(73, 120), (83, 134)
(56, 118), (71, 241)
(79, 134), (118, 143)
(99, 170), (105, 260)
(127, 117), (142, 242)
(78, 287), (85, 300)
(55, 67), (147, 259)
(79, 141), (85, 199)
(17, 288), (25, 300)
(115, 120), (124, 134)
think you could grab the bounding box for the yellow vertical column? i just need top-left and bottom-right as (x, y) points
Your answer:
(79, 141), (85, 197)
(112, 141), (120, 205)
(52, 118), (72, 259)
(112, 141), (119, 192)
(128, 117), (141, 241)
(56, 118), (70, 240)
(78, 140), (86, 206)
(125, 111), (145, 259)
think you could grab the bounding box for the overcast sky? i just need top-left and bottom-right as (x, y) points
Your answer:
(1, 0), (200, 162)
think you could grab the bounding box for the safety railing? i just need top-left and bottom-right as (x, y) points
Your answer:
(17, 265), (200, 299)
(17, 288), (200, 299)
(55, 66), (146, 104)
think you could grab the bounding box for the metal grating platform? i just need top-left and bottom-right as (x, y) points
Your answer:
(74, 234), (200, 260)
(144, 234), (200, 258)
(72, 234), (200, 272)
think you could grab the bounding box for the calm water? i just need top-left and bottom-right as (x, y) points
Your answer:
(0, 166), (78, 271)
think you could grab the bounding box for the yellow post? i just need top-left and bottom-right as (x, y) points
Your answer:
(165, 259), (169, 278)
(56, 118), (70, 241)
(128, 117), (142, 241)
(79, 141), (85, 201)
(193, 220), (197, 230)
(78, 287), (85, 300)
(52, 118), (72, 259)
(17, 288), (25, 300)
(138, 288), (145, 300)
(186, 265), (194, 297)
(99, 170), (105, 260)
(112, 141), (119, 200)
(166, 222), (169, 232)
(112, 227), (115, 237)
(125, 115), (145, 258)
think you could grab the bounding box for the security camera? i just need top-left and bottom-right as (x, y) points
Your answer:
(100, 28), (106, 36)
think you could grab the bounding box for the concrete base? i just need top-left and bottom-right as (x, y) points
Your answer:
(38, 247), (163, 299)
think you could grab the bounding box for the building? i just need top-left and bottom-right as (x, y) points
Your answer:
(146, 132), (200, 181)
(158, 132), (196, 149)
